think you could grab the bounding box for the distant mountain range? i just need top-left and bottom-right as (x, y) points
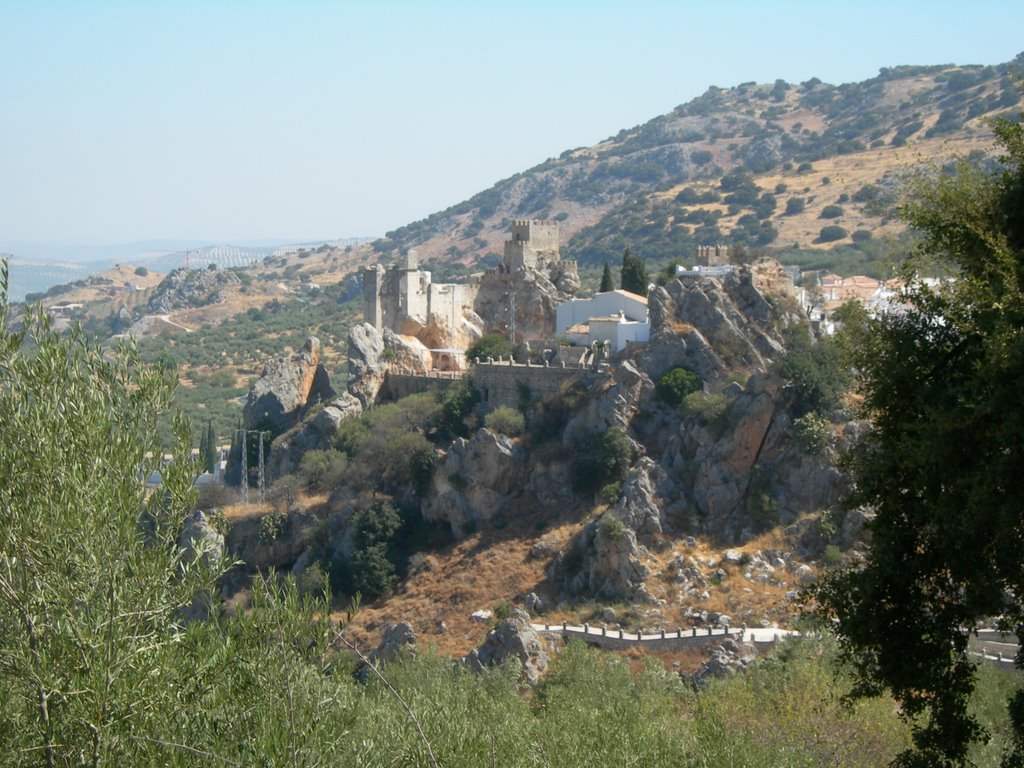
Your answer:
(1, 238), (372, 302)
(8, 55), (1023, 304)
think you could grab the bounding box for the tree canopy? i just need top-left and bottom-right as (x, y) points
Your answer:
(813, 117), (1024, 768)
(599, 261), (615, 292)
(619, 246), (648, 296)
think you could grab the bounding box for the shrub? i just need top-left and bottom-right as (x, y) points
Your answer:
(822, 544), (843, 568)
(851, 229), (873, 243)
(817, 225), (849, 243)
(258, 511), (290, 544)
(350, 543), (396, 601)
(600, 482), (622, 506)
(571, 427), (634, 495)
(656, 367), (702, 406)
(820, 205), (844, 219)
(792, 412), (831, 454)
(298, 449), (348, 492)
(680, 391), (728, 425)
(436, 380), (479, 438)
(134, 265), (149, 276)
(598, 513), (628, 542)
(485, 406), (525, 437)
(467, 332), (513, 362)
(296, 561), (327, 597)
(784, 197), (806, 215)
(206, 508), (229, 537)
(746, 464), (779, 532)
(771, 326), (850, 416)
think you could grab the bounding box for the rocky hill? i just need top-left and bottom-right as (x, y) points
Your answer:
(364, 57), (1023, 275)
(217, 259), (862, 660)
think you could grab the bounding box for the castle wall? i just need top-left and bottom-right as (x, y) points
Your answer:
(471, 360), (608, 413)
(380, 371), (464, 401)
(428, 281), (479, 328)
(398, 269), (431, 325)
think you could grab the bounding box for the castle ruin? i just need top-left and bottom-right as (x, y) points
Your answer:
(502, 219), (561, 271)
(696, 243), (731, 267)
(362, 250), (480, 344)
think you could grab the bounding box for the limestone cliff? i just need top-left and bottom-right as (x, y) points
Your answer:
(243, 337), (335, 434)
(473, 260), (580, 343)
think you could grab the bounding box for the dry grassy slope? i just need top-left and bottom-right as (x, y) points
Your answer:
(37, 264), (165, 310)
(338, 492), (814, 661)
(369, 63), (1021, 269)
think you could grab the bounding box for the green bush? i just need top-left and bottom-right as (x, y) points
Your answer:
(822, 544), (843, 567)
(436, 380), (479, 438)
(484, 406), (525, 437)
(571, 427), (634, 495)
(258, 511), (290, 544)
(600, 482), (622, 505)
(298, 449), (348, 492)
(597, 513), (628, 542)
(656, 367), (702, 406)
(771, 326), (850, 416)
(792, 412), (831, 454)
(680, 391), (728, 425)
(467, 332), (514, 362)
(784, 197), (806, 215)
(818, 225), (849, 243)
(133, 265), (149, 276)
(820, 205), (844, 219)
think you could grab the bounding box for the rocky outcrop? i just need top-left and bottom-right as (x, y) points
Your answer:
(346, 324), (434, 408)
(178, 509), (225, 572)
(267, 392), (362, 479)
(148, 267), (240, 313)
(640, 266), (784, 383)
(225, 509), (319, 570)
(347, 323), (388, 408)
(609, 457), (670, 542)
(562, 360), (654, 448)
(368, 622), (417, 665)
(690, 637), (758, 688)
(474, 261), (580, 342)
(555, 512), (658, 603)
(424, 428), (527, 537)
(666, 372), (845, 542)
(243, 337), (334, 434)
(463, 609), (549, 684)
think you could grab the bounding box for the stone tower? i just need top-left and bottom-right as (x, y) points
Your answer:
(502, 219), (560, 271)
(696, 244), (731, 267)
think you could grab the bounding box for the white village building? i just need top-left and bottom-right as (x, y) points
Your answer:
(556, 289), (650, 353)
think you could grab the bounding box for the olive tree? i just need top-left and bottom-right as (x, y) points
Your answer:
(813, 118), (1024, 767)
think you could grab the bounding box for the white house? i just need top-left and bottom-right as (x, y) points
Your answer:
(556, 290), (650, 353)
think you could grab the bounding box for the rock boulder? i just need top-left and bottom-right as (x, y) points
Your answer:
(243, 337), (334, 434)
(463, 609), (549, 684)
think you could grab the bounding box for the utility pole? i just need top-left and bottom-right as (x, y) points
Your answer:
(509, 289), (516, 346)
(257, 431), (266, 507)
(239, 429), (248, 505)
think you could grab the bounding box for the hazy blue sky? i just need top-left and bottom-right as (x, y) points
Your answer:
(1, 0), (1022, 247)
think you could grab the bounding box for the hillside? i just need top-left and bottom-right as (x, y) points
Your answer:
(363, 58), (1023, 276)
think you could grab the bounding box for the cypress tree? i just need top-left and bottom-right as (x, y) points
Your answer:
(620, 246), (649, 296)
(599, 261), (615, 292)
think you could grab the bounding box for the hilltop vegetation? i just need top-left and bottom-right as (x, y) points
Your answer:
(368, 57), (1023, 277)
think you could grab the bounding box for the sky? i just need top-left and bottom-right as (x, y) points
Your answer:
(1, 0), (1022, 251)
